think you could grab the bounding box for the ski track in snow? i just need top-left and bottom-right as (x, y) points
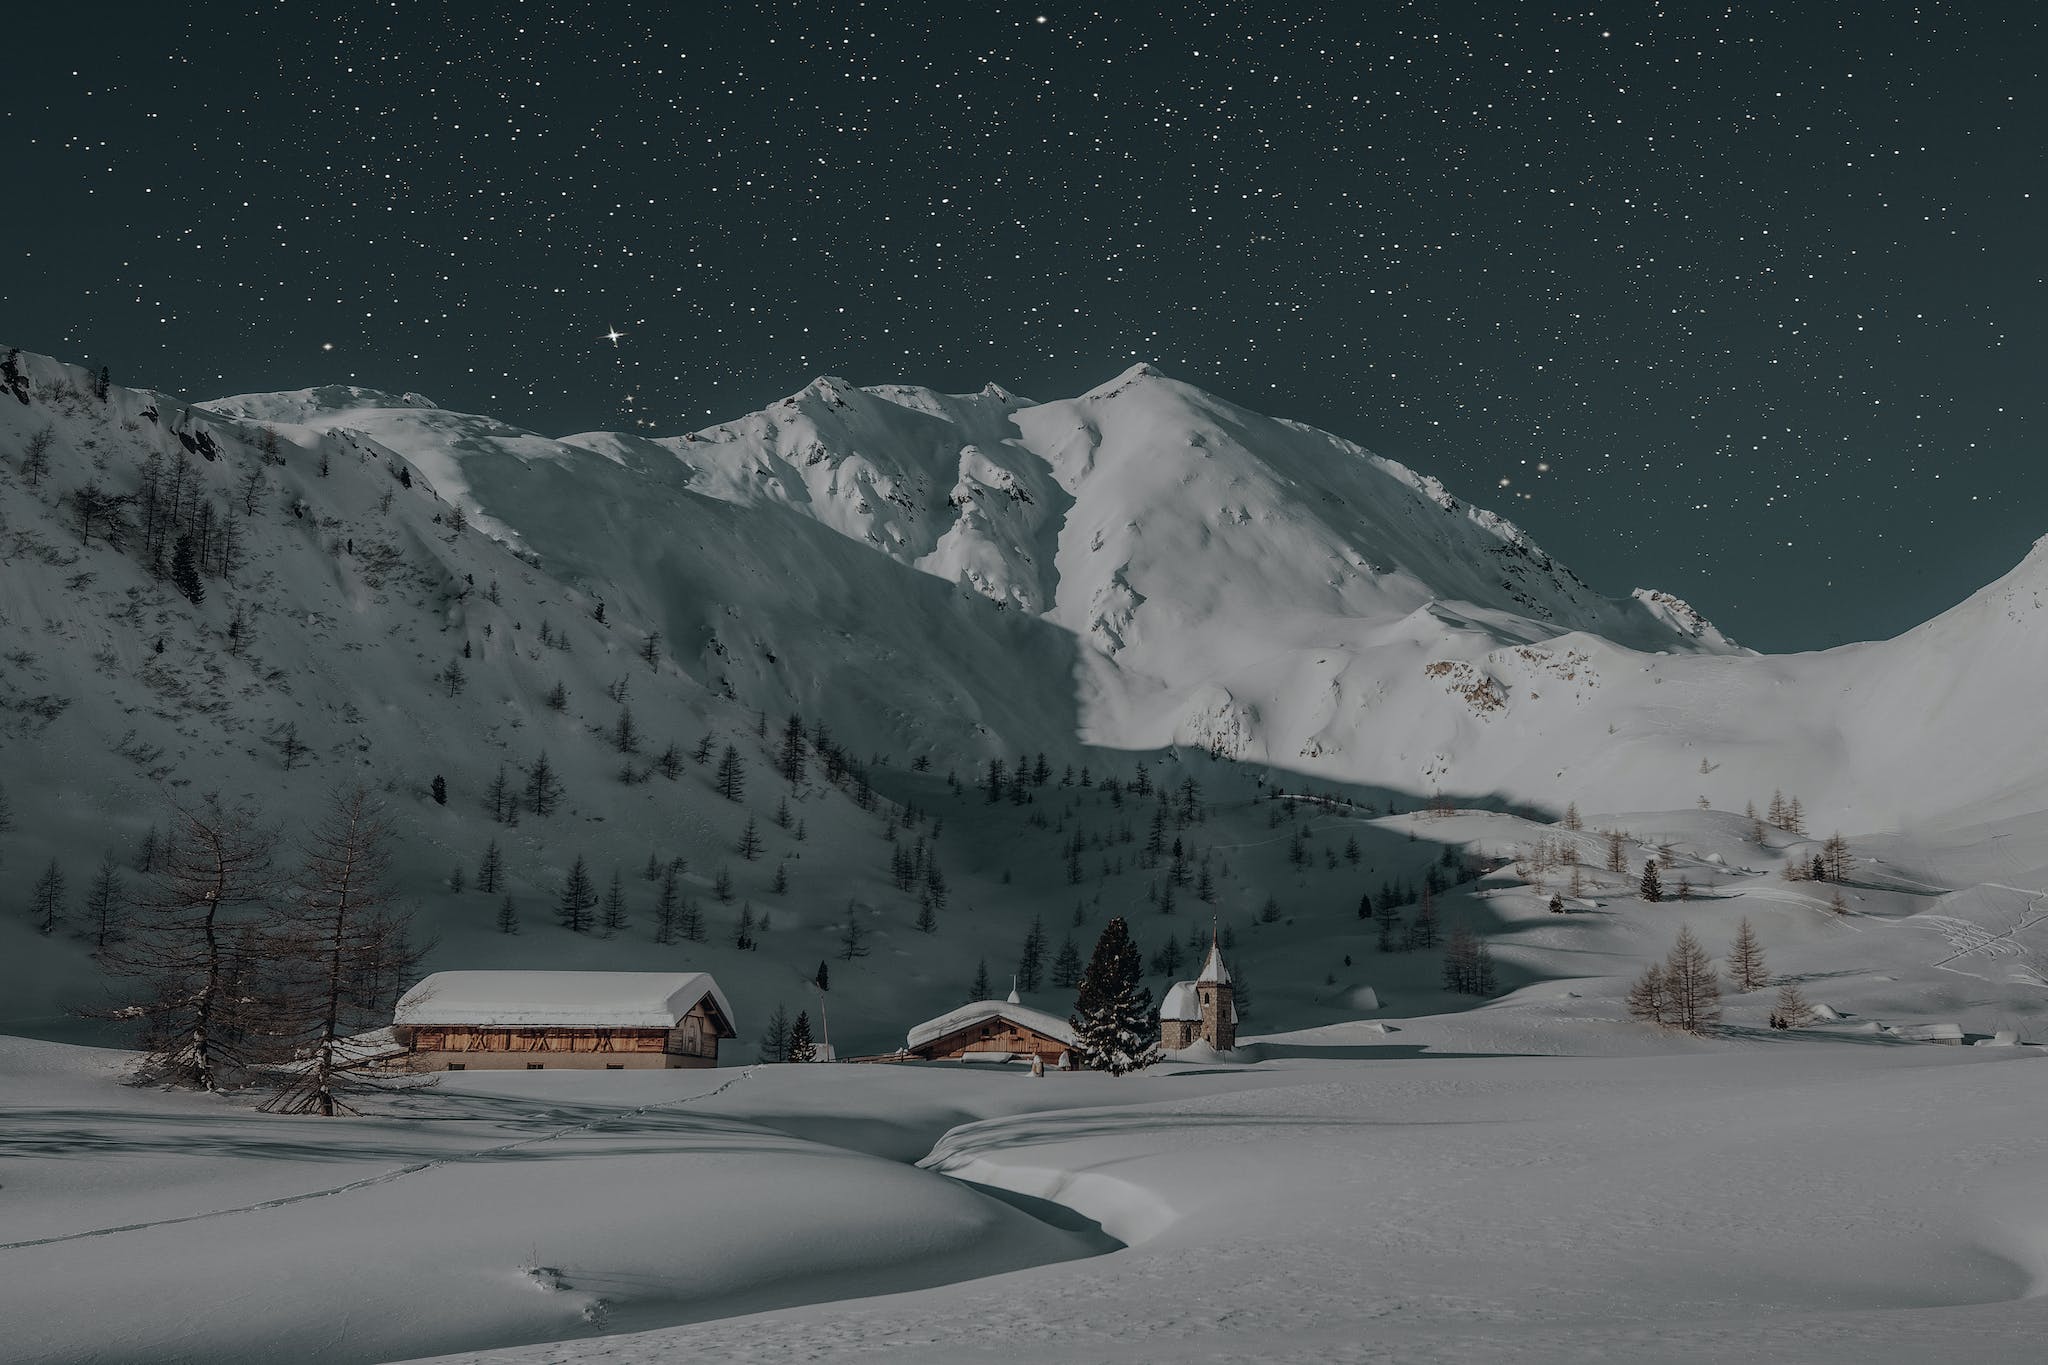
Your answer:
(0, 1067), (758, 1252)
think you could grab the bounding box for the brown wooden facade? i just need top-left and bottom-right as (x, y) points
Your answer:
(905, 1016), (1071, 1065)
(397, 997), (731, 1071)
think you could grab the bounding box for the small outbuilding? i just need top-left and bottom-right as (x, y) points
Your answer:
(904, 988), (1074, 1066)
(393, 970), (736, 1071)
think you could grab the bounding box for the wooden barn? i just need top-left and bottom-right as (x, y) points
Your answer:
(393, 970), (736, 1071)
(903, 990), (1074, 1066)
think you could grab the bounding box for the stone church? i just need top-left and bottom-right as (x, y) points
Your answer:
(1160, 941), (1236, 1051)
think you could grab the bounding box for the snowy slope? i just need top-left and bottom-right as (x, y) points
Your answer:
(9, 340), (2048, 1070)
(204, 359), (2048, 838)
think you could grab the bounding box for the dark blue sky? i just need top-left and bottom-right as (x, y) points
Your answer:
(8, 3), (2045, 650)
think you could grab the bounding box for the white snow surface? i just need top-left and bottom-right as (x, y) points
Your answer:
(394, 970), (734, 1030)
(905, 999), (1077, 1051)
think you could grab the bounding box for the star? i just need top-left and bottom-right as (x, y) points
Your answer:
(603, 325), (625, 347)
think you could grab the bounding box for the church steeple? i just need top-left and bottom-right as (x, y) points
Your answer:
(1193, 934), (1235, 1051)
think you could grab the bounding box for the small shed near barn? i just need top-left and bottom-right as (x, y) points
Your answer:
(393, 970), (736, 1071)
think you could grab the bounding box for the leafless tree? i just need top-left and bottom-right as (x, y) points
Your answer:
(22, 425), (55, 486)
(1727, 917), (1767, 993)
(102, 800), (277, 1091)
(1662, 925), (1722, 1034)
(264, 789), (422, 1115)
(1772, 980), (1814, 1028)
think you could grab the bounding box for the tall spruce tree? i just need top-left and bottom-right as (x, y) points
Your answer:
(786, 1010), (817, 1062)
(1069, 917), (1157, 1075)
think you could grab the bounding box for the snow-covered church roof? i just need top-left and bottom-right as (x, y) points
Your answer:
(1197, 941), (1231, 984)
(906, 1000), (1076, 1051)
(1161, 981), (1238, 1024)
(394, 971), (736, 1033)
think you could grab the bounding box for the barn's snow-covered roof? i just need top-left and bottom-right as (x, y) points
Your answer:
(1161, 980), (1238, 1024)
(394, 971), (735, 1033)
(906, 1000), (1076, 1051)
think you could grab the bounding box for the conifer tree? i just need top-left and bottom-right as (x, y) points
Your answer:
(1377, 908), (1401, 953)
(496, 896), (520, 934)
(1357, 890), (1374, 921)
(171, 532), (204, 604)
(914, 898), (937, 933)
(1639, 861), (1664, 902)
(1728, 917), (1767, 992)
(1605, 829), (1626, 873)
(557, 855), (597, 932)
(758, 1004), (791, 1062)
(613, 705), (639, 754)
(1562, 802), (1583, 831)
(815, 960), (830, 992)
(1017, 914), (1047, 991)
(770, 862), (789, 895)
(652, 864), (682, 944)
(737, 816), (763, 861)
(475, 839), (503, 900)
(777, 714), (807, 784)
(715, 744), (745, 802)
(1407, 888), (1439, 949)
(733, 901), (756, 949)
(1069, 917), (1158, 1075)
(486, 766), (518, 826)
(678, 889), (706, 943)
(85, 849), (125, 950)
(713, 864), (734, 902)
(1051, 934), (1083, 988)
(786, 1010), (817, 1062)
(526, 751), (562, 817)
(1821, 831), (1854, 884)
(970, 959), (991, 1001)
(601, 869), (629, 935)
(31, 858), (66, 934)
(838, 907), (869, 960)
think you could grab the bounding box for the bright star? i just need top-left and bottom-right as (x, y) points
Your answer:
(603, 324), (625, 346)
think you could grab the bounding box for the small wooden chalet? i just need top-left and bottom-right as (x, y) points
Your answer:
(393, 970), (736, 1071)
(903, 988), (1074, 1066)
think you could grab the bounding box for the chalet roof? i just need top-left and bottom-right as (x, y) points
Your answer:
(906, 1000), (1076, 1051)
(1161, 980), (1238, 1024)
(394, 970), (736, 1034)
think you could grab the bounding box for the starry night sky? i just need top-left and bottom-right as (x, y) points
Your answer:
(8, 3), (2045, 651)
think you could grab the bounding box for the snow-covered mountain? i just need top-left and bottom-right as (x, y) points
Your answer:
(6, 342), (2047, 1055)
(200, 363), (1751, 779)
(202, 358), (2045, 835)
